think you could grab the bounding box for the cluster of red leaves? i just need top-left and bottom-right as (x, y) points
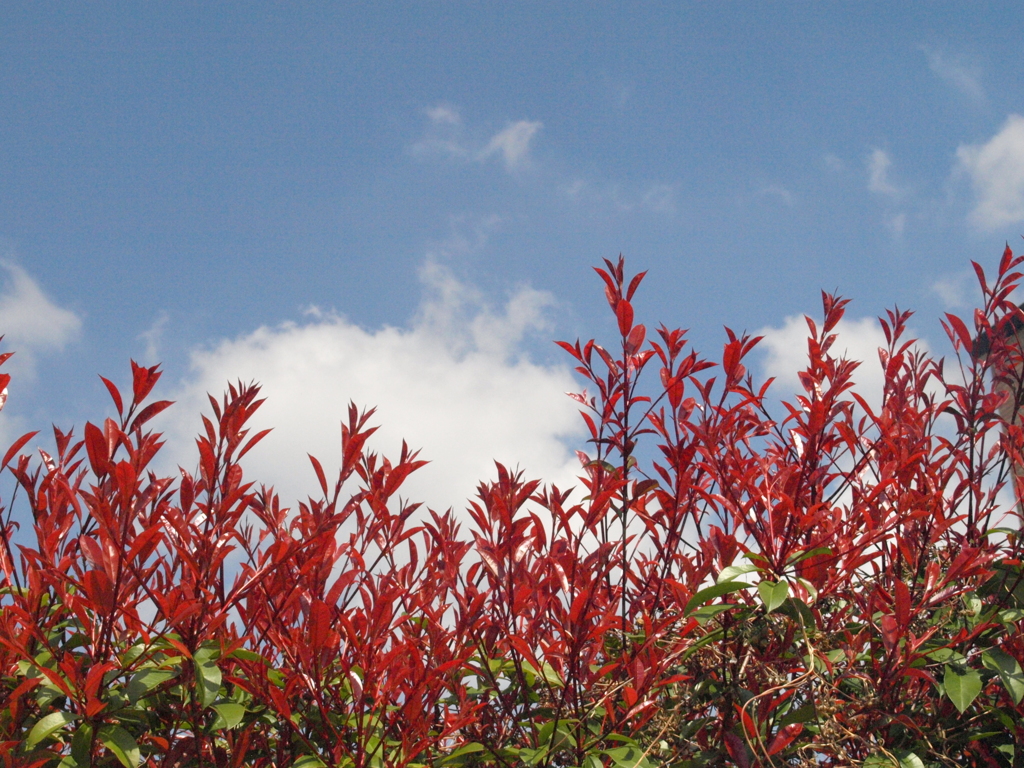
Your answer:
(2, 249), (1024, 767)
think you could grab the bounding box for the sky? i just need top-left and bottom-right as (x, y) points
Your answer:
(2, 3), (1024, 513)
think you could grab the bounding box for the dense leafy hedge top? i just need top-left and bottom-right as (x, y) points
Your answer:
(3, 249), (1024, 767)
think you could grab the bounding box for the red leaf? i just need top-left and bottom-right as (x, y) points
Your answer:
(724, 731), (751, 768)
(82, 569), (116, 614)
(622, 685), (638, 708)
(944, 313), (973, 351)
(767, 723), (803, 756)
(129, 399), (174, 432)
(84, 422), (110, 478)
(238, 428), (272, 460)
(99, 376), (124, 416)
(625, 270), (647, 301)
(625, 324), (646, 355)
(879, 614), (899, 652)
(126, 524), (165, 564)
(616, 299), (634, 337)
(79, 536), (105, 570)
(309, 454), (329, 498)
(894, 579), (911, 630)
(130, 360), (161, 405)
(2, 431), (37, 469)
(179, 468), (195, 513)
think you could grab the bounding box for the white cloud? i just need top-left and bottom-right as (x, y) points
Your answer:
(886, 212), (907, 236)
(558, 178), (677, 216)
(931, 272), (971, 308)
(759, 313), (931, 414)
(822, 153), (845, 172)
(411, 106), (542, 174)
(426, 104), (462, 126)
(161, 261), (584, 514)
(478, 120), (542, 172)
(0, 261), (81, 378)
(957, 114), (1024, 230)
(921, 45), (985, 102)
(867, 148), (900, 197)
(758, 184), (794, 206)
(639, 183), (676, 214)
(138, 311), (169, 363)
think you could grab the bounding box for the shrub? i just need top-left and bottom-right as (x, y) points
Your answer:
(1, 248), (1024, 767)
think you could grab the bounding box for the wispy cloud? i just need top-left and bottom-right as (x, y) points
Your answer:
(758, 184), (794, 206)
(138, 310), (169, 363)
(410, 104), (472, 161)
(411, 105), (543, 174)
(425, 104), (462, 126)
(920, 45), (985, 102)
(931, 271), (973, 309)
(867, 148), (901, 197)
(558, 178), (677, 215)
(161, 259), (583, 514)
(886, 212), (906, 236)
(478, 121), (542, 172)
(822, 153), (845, 172)
(957, 114), (1024, 230)
(0, 261), (81, 378)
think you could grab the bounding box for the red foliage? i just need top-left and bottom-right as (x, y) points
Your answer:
(1, 249), (1024, 766)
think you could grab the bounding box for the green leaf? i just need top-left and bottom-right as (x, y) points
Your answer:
(229, 647), (267, 662)
(895, 750), (924, 768)
(439, 743), (486, 766)
(211, 701), (247, 730)
(944, 664), (983, 713)
(70, 721), (93, 766)
(537, 719), (577, 750)
(292, 757), (327, 768)
(785, 546), (832, 565)
(757, 580), (790, 612)
(517, 746), (546, 765)
(981, 647), (1024, 704)
(602, 746), (653, 768)
(26, 710), (78, 749)
(194, 645), (223, 707)
(685, 581), (752, 614)
(98, 724), (142, 768)
(126, 668), (176, 704)
(717, 562), (759, 583)
(862, 755), (897, 768)
(925, 647), (957, 663)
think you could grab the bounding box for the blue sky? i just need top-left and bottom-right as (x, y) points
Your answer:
(2, 4), (1024, 509)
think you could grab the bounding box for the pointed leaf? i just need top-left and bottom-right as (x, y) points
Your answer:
(981, 647), (1024, 704)
(211, 702), (246, 730)
(758, 580), (790, 612)
(99, 376), (124, 416)
(767, 723), (803, 756)
(194, 646), (223, 707)
(98, 724), (142, 768)
(309, 453), (329, 498)
(685, 581), (752, 615)
(616, 299), (634, 337)
(944, 664), (982, 713)
(2, 430), (38, 469)
(129, 399), (174, 431)
(26, 710), (78, 749)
